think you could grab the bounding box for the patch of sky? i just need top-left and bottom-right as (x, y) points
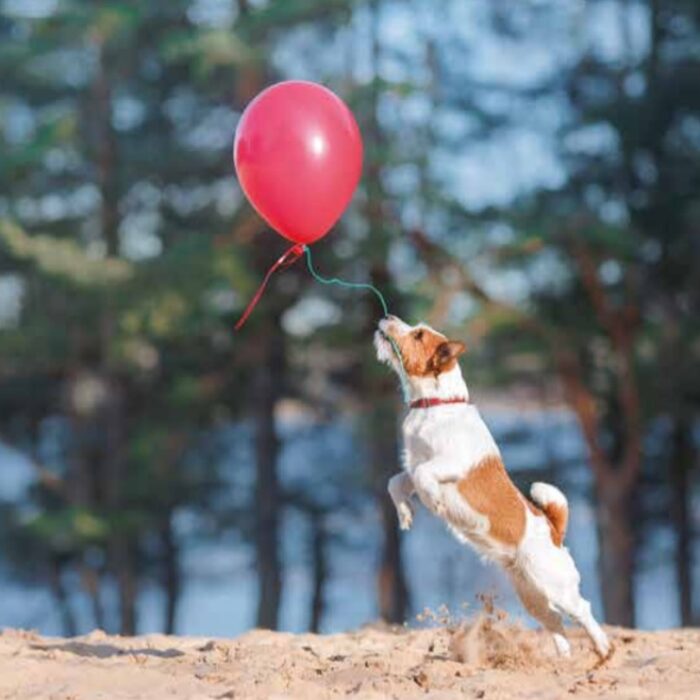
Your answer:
(187, 0), (236, 28)
(0, 443), (34, 501)
(2, 0), (57, 19)
(0, 274), (25, 329)
(163, 180), (225, 217)
(14, 186), (99, 226)
(564, 122), (620, 158)
(35, 416), (70, 471)
(119, 211), (163, 260)
(388, 237), (426, 291)
(44, 147), (81, 175)
(113, 93), (147, 132)
(384, 162), (421, 198)
(123, 181), (163, 211)
(2, 101), (35, 145)
(585, 0), (651, 65)
(599, 259), (623, 286)
(527, 248), (572, 297)
(282, 297), (342, 338)
(273, 25), (351, 84)
(214, 179), (241, 218)
(164, 89), (198, 129)
(442, 128), (566, 210)
(29, 47), (95, 89)
(678, 115), (700, 148)
(185, 106), (237, 152)
(599, 199), (629, 227)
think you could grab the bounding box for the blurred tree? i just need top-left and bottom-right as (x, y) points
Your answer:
(0, 0), (255, 634)
(521, 0), (699, 626)
(231, 0), (414, 626)
(226, 0), (360, 630)
(362, 0), (410, 624)
(0, 0), (383, 636)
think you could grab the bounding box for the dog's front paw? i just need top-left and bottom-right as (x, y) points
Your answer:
(397, 501), (414, 530)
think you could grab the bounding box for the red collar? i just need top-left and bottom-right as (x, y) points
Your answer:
(409, 396), (470, 410)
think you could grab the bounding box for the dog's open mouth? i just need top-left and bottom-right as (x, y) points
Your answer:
(374, 327), (405, 373)
(374, 328), (395, 365)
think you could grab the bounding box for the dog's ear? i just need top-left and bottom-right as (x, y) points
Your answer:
(431, 340), (466, 372)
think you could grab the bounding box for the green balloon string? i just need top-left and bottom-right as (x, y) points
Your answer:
(302, 245), (411, 404)
(303, 244), (389, 314)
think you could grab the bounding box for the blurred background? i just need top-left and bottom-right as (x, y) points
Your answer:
(0, 0), (698, 638)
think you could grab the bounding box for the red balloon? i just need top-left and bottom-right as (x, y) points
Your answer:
(234, 81), (363, 246)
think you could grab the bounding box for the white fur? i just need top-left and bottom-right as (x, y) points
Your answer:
(531, 482), (567, 508)
(377, 316), (611, 660)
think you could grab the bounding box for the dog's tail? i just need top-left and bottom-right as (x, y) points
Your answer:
(530, 482), (569, 546)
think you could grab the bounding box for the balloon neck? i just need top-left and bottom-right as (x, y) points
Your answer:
(234, 242), (308, 331)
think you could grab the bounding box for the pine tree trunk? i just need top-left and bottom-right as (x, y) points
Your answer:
(597, 483), (636, 626)
(363, 0), (409, 626)
(102, 383), (138, 636)
(309, 510), (327, 633)
(79, 565), (105, 630)
(50, 558), (77, 637)
(253, 321), (284, 629)
(377, 489), (409, 623)
(161, 515), (181, 635)
(670, 416), (695, 625)
(113, 538), (137, 635)
(92, 35), (137, 636)
(371, 405), (409, 624)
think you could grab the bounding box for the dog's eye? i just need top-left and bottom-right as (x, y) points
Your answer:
(414, 330), (424, 341)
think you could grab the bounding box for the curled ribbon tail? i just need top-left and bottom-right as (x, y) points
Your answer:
(234, 243), (306, 331)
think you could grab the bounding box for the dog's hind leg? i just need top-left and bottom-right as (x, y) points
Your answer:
(555, 594), (611, 660)
(538, 609), (571, 658)
(510, 572), (571, 657)
(516, 532), (611, 660)
(537, 550), (611, 659)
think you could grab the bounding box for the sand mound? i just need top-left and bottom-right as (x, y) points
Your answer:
(0, 622), (698, 699)
(449, 614), (538, 669)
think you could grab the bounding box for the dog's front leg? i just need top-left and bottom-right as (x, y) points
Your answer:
(388, 472), (415, 530)
(412, 457), (462, 518)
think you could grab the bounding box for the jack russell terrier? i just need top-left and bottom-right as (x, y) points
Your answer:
(375, 315), (611, 660)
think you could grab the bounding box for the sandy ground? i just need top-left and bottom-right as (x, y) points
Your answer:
(1, 617), (699, 700)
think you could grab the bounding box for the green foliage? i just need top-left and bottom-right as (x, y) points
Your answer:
(0, 220), (133, 285)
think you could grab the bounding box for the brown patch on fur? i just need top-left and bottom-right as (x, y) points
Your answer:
(523, 496), (564, 547)
(386, 325), (466, 377)
(456, 455), (526, 547)
(524, 499), (540, 517)
(539, 502), (568, 547)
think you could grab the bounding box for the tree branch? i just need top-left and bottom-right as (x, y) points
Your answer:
(410, 230), (614, 481)
(568, 242), (642, 487)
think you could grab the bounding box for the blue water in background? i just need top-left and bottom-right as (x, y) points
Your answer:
(0, 408), (685, 636)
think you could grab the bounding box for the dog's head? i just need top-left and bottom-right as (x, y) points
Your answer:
(374, 315), (466, 380)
